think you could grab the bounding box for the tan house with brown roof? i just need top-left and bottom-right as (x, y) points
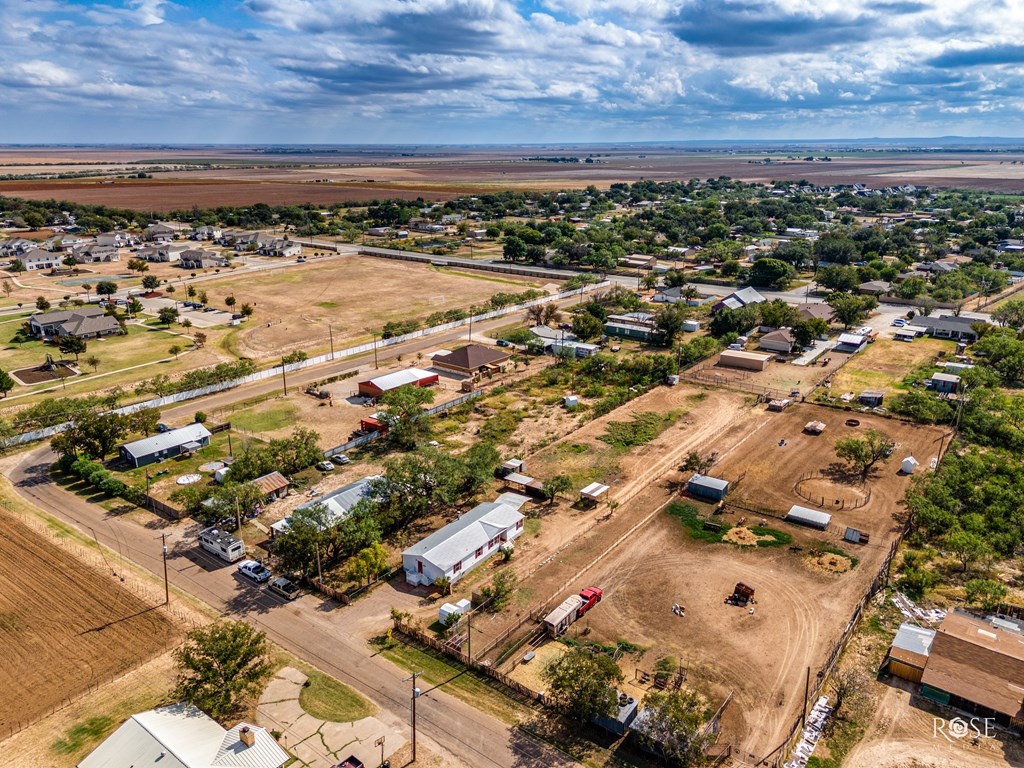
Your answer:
(431, 344), (511, 378)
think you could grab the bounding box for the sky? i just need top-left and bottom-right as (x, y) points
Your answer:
(2, 0), (1023, 144)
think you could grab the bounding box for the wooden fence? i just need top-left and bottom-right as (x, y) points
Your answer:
(793, 470), (872, 511)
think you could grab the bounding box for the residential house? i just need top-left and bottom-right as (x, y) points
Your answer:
(0, 237), (37, 257)
(605, 312), (662, 343)
(402, 496), (527, 587)
(796, 303), (835, 323)
(144, 223), (178, 242)
(431, 344), (511, 378)
(922, 315), (987, 342)
(652, 285), (713, 306)
(759, 328), (796, 354)
(366, 227), (392, 237)
(192, 225), (223, 240)
(29, 306), (122, 339)
(119, 423), (213, 468)
(621, 254), (657, 270)
(930, 372), (961, 393)
(18, 248), (60, 271)
(550, 340), (600, 358)
(75, 245), (120, 263)
(230, 232), (275, 251)
(138, 244), (188, 263)
(713, 287), (766, 312)
(858, 280), (891, 295)
(528, 325), (576, 351)
(95, 231), (138, 248)
(180, 250), (229, 270)
(258, 239), (302, 258)
(271, 475), (381, 536)
(920, 610), (1024, 728)
(252, 471), (290, 503)
(78, 702), (289, 768)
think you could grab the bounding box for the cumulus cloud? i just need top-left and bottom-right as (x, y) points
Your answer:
(0, 0), (1021, 141)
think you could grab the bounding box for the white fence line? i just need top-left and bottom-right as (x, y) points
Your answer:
(2, 282), (608, 449)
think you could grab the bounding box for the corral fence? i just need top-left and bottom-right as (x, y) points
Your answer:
(392, 620), (544, 705)
(757, 532), (904, 768)
(683, 364), (796, 403)
(792, 470), (872, 511)
(1, 281), (607, 451)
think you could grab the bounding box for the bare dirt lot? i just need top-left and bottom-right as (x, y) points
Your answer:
(687, 349), (853, 399)
(199, 255), (548, 360)
(0, 509), (181, 737)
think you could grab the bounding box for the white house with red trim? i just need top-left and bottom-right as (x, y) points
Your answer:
(403, 494), (528, 587)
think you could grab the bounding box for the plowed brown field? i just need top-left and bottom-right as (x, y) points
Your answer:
(0, 511), (180, 735)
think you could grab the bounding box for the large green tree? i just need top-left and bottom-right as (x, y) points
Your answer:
(541, 647), (624, 721)
(636, 689), (713, 767)
(378, 384), (435, 445)
(834, 429), (895, 478)
(57, 335), (86, 362)
(0, 368), (15, 398)
(50, 411), (128, 459)
(174, 621), (271, 719)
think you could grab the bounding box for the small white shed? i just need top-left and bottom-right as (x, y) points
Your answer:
(901, 456), (919, 474)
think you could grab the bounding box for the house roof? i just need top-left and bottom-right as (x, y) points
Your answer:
(797, 303), (834, 321)
(289, 475), (381, 526)
(252, 471), (289, 496)
(785, 504), (832, 528)
(403, 501), (525, 570)
(360, 368), (436, 393)
(688, 473), (729, 491)
(529, 325), (575, 342)
(761, 329), (795, 344)
(925, 315), (986, 333)
(121, 423), (212, 460)
(432, 343), (510, 371)
(61, 313), (121, 337)
(932, 372), (961, 383)
(79, 703), (287, 768)
(888, 622), (936, 670)
(859, 280), (891, 292)
(921, 611), (1024, 719)
(837, 333), (867, 346)
(31, 305), (107, 326)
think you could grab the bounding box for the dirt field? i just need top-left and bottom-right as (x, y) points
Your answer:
(0, 508), (181, 737)
(196, 255), (547, 360)
(826, 337), (957, 397)
(687, 349), (853, 399)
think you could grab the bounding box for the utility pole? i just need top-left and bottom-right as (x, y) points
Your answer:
(281, 356), (288, 395)
(161, 533), (169, 605)
(328, 324), (335, 359)
(315, 541), (323, 584)
(466, 610), (472, 662)
(468, 312), (473, 342)
(372, 332), (379, 369)
(234, 494), (242, 535)
(404, 672), (421, 763)
(801, 666), (810, 729)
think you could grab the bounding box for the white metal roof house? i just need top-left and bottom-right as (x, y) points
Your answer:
(403, 497), (527, 587)
(78, 702), (288, 768)
(119, 423), (213, 468)
(271, 475), (381, 536)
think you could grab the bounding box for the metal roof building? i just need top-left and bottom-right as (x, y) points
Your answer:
(119, 423), (212, 468)
(357, 367), (438, 397)
(79, 702), (288, 768)
(272, 475), (381, 536)
(687, 474), (730, 500)
(785, 504), (832, 530)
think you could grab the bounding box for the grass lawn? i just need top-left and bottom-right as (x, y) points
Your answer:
(228, 401), (300, 434)
(827, 337), (956, 394)
(2, 322), (182, 374)
(377, 638), (533, 726)
(298, 670), (376, 722)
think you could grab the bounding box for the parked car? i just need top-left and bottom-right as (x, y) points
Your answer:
(496, 339), (510, 347)
(268, 577), (300, 601)
(203, 306), (217, 312)
(333, 454), (350, 465)
(892, 318), (906, 327)
(232, 313), (245, 319)
(316, 460), (335, 472)
(237, 559), (271, 583)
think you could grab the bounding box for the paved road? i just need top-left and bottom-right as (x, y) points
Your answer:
(5, 444), (574, 768)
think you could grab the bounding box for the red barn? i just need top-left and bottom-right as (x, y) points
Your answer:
(357, 367), (438, 398)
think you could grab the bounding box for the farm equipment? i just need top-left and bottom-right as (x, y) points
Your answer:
(725, 582), (755, 607)
(543, 586), (603, 636)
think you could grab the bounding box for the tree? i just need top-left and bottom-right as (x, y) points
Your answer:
(945, 528), (991, 573)
(526, 303), (561, 327)
(83, 354), (100, 372)
(347, 542), (390, 586)
(127, 258), (149, 274)
(36, 296), (51, 311)
(641, 274), (659, 290)
(964, 578), (1008, 611)
(572, 311), (603, 342)
(8, 259), (25, 273)
(0, 368), (14, 398)
(817, 265), (859, 293)
(181, 318), (192, 333)
(126, 407), (161, 436)
(80, 283), (92, 301)
(2, 279), (13, 298)
(826, 293), (876, 329)
(481, 569), (518, 611)
(636, 689), (713, 767)
(225, 295), (237, 309)
(679, 451), (713, 474)
(378, 384), (435, 445)
(828, 668), (866, 717)
(141, 274), (160, 291)
(542, 474), (573, 504)
(748, 258), (795, 289)
(654, 302), (688, 346)
(502, 235), (528, 262)
(834, 429), (895, 478)
(541, 647), (624, 721)
(194, 331), (207, 348)
(186, 284), (197, 299)
(158, 306), (179, 326)
(916, 297), (937, 317)
(96, 280), (118, 297)
(127, 297), (143, 316)
(199, 290), (208, 304)
(23, 211), (46, 230)
(992, 299), (1024, 329)
(174, 621), (271, 719)
(57, 335), (87, 362)
(49, 411), (128, 459)
(241, 303), (254, 317)
(791, 318), (829, 348)
(169, 344), (182, 358)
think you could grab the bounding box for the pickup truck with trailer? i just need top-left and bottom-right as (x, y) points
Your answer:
(543, 586), (602, 636)
(198, 526), (246, 563)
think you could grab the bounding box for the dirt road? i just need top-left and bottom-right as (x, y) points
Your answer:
(2, 446), (576, 768)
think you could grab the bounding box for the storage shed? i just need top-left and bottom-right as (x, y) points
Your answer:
(930, 372), (961, 393)
(719, 350), (771, 371)
(785, 504), (832, 530)
(357, 368), (438, 398)
(859, 390), (885, 407)
(687, 474), (730, 500)
(901, 456), (919, 474)
(759, 329), (795, 354)
(882, 623), (935, 683)
(580, 482), (609, 505)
